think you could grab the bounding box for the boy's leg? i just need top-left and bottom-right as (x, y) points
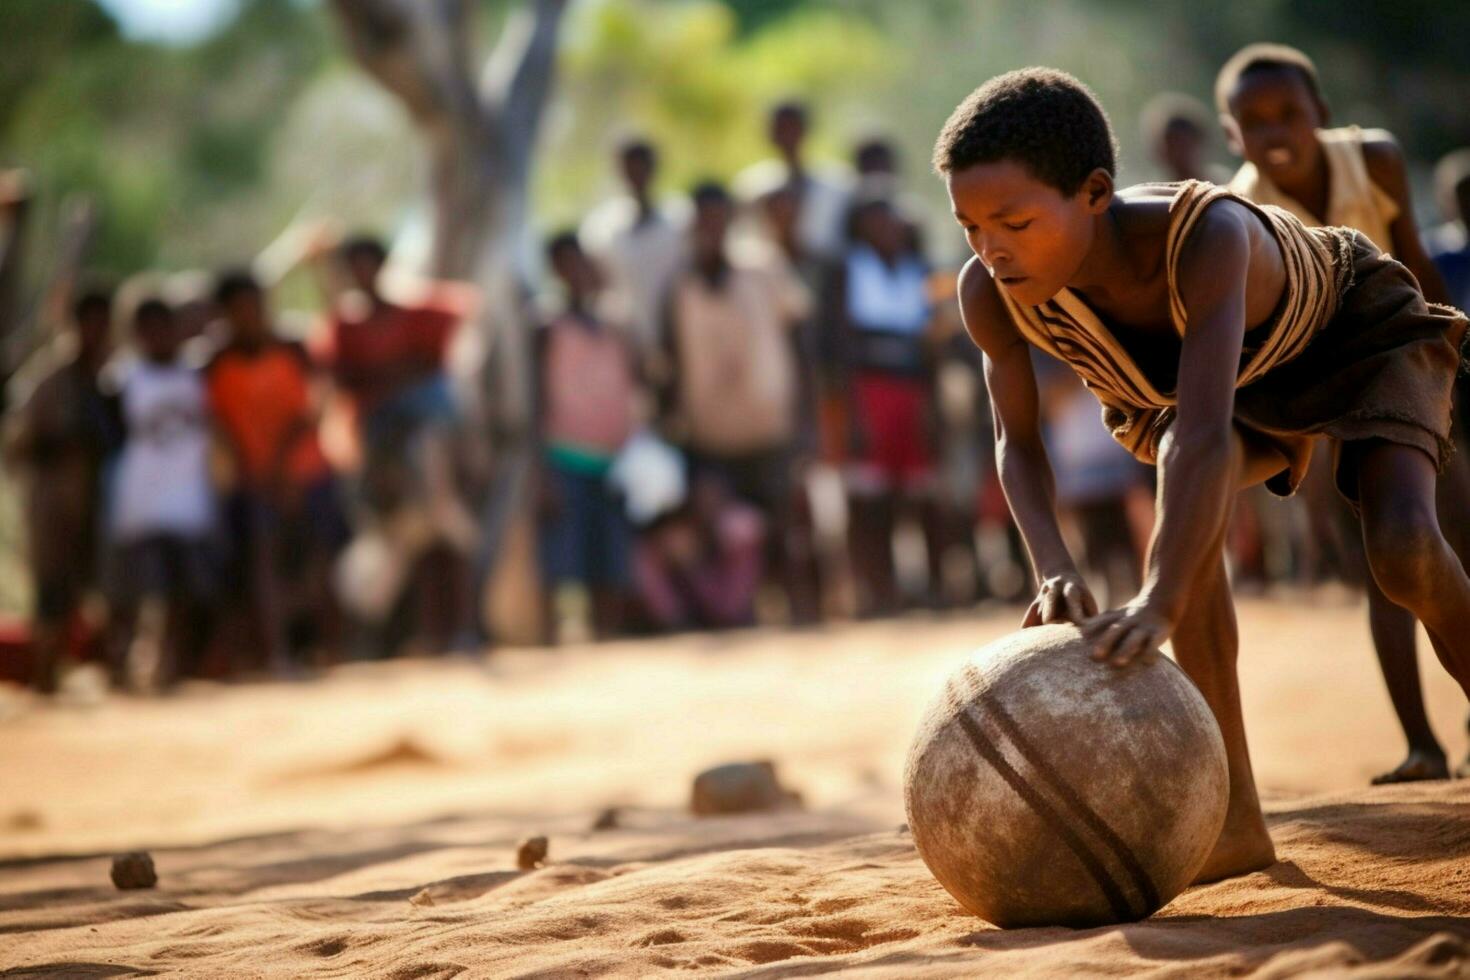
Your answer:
(1432, 447), (1470, 777)
(1320, 455), (1450, 783)
(1171, 550), (1277, 882)
(1366, 584), (1448, 782)
(847, 490), (896, 617)
(29, 579), (71, 695)
(1158, 427), (1279, 882)
(1357, 441), (1470, 699)
(589, 481), (631, 641)
(247, 500), (292, 677)
(918, 491), (962, 609)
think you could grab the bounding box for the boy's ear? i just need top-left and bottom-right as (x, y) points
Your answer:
(1219, 113), (1245, 158)
(1082, 168), (1113, 212)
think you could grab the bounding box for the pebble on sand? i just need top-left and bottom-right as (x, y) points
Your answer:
(110, 852), (157, 890)
(690, 760), (803, 816)
(591, 807), (620, 831)
(517, 835), (549, 870)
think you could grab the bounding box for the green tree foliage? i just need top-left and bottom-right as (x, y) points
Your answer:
(0, 0), (332, 277)
(541, 0), (888, 228)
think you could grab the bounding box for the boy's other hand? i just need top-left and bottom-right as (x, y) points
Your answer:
(1082, 599), (1173, 668)
(1021, 572), (1097, 628)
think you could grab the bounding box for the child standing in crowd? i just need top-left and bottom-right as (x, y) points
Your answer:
(735, 100), (851, 263)
(831, 193), (940, 615)
(207, 270), (344, 674)
(1139, 92), (1225, 183)
(108, 297), (218, 690)
(580, 137), (687, 358)
(3, 288), (120, 693)
(661, 181), (812, 617)
(535, 233), (640, 642)
(318, 234), (478, 652)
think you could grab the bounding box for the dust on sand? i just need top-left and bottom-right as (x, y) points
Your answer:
(1, 596), (1467, 977)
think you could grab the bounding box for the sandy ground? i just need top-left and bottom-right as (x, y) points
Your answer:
(1, 595), (1468, 978)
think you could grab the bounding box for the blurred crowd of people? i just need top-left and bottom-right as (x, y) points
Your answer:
(4, 87), (1470, 698)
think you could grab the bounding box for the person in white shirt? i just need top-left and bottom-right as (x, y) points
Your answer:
(735, 100), (851, 264)
(580, 137), (687, 359)
(109, 297), (218, 689)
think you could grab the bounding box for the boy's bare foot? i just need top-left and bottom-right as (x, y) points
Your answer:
(1371, 749), (1450, 785)
(1192, 824), (1276, 884)
(1455, 752), (1470, 780)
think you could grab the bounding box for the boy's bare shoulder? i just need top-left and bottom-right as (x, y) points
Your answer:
(1175, 198), (1257, 284)
(1358, 128), (1410, 196)
(957, 255), (1020, 350)
(1189, 196), (1259, 242)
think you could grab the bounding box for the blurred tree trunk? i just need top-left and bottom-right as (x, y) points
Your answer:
(2, 195), (97, 409)
(329, 0), (567, 645)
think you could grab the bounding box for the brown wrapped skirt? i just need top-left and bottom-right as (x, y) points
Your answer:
(1104, 230), (1470, 502)
(1226, 231), (1468, 501)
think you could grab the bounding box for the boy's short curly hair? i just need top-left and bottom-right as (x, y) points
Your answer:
(932, 67), (1117, 196)
(1214, 43), (1322, 115)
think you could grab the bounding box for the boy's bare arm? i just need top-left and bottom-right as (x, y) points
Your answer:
(1085, 203), (1255, 664)
(1362, 131), (1452, 306)
(958, 257), (1095, 625)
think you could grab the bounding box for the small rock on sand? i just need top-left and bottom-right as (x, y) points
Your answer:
(517, 835), (549, 870)
(111, 851), (157, 890)
(591, 807), (620, 831)
(5, 810), (43, 832)
(690, 760), (803, 817)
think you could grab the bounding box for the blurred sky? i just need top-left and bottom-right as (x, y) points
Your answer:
(94, 0), (249, 44)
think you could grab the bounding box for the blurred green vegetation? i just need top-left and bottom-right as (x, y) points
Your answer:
(1, 0), (1467, 284)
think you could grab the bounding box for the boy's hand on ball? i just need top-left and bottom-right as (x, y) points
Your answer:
(1083, 599), (1172, 668)
(1022, 573), (1098, 628)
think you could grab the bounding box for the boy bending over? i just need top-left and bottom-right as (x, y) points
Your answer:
(937, 68), (1470, 882)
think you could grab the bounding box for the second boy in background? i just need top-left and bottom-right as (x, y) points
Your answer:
(1219, 42), (1470, 784)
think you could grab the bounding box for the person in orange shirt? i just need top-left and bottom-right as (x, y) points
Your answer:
(207, 270), (346, 674)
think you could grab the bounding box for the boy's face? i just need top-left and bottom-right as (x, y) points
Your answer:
(75, 304), (111, 359)
(770, 110), (806, 157)
(621, 148), (655, 196)
(1222, 68), (1326, 189)
(551, 246), (600, 298)
(345, 250), (384, 295)
(1158, 120), (1204, 179)
(855, 203), (906, 258)
(224, 289), (267, 341)
(947, 159), (1108, 307)
(692, 200), (732, 258)
(856, 144), (896, 177)
(136, 310), (180, 362)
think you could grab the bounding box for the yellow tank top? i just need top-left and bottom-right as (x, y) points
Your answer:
(1228, 125), (1400, 255)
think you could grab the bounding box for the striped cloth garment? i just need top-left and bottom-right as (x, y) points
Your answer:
(996, 180), (1355, 469)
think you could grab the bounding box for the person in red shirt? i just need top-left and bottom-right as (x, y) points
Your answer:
(321, 236), (463, 448)
(311, 233), (479, 653)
